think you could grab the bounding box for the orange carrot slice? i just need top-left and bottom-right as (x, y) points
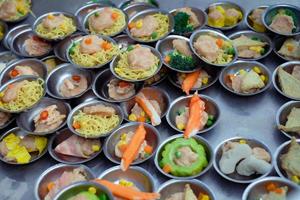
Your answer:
(73, 122), (81, 129)
(93, 179), (160, 200)
(121, 123), (146, 171)
(72, 75), (81, 82)
(10, 69), (19, 77)
(111, 12), (119, 20)
(40, 110), (48, 120)
(216, 38), (223, 48)
(144, 145), (153, 154)
(182, 70), (201, 95)
(266, 183), (277, 192)
(47, 182), (55, 191)
(162, 164), (172, 173)
(184, 92), (205, 139)
(84, 38), (92, 45)
(164, 55), (171, 63)
(128, 22), (135, 29)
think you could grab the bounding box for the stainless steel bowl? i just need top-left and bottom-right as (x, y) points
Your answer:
(154, 134), (213, 179)
(126, 9), (174, 43)
(219, 60), (271, 96)
(275, 101), (300, 139)
(16, 97), (71, 135)
(144, 66), (169, 86)
(228, 30), (272, 61)
(83, 7), (128, 37)
(99, 165), (156, 193)
(48, 128), (102, 164)
(274, 139), (300, 185)
(263, 4), (300, 36)
(168, 67), (220, 92)
(0, 21), (8, 42)
(67, 99), (124, 138)
(0, 75), (46, 113)
(213, 137), (273, 184)
(110, 44), (162, 82)
(119, 0), (159, 9)
(158, 179), (216, 200)
(46, 63), (93, 100)
(0, 58), (48, 85)
(120, 87), (170, 123)
(0, 127), (48, 165)
(242, 177), (300, 200)
(113, 34), (137, 50)
(170, 7), (207, 36)
(272, 61), (300, 101)
(190, 29), (238, 67)
(124, 2), (156, 19)
(41, 55), (65, 73)
(273, 35), (300, 62)
(34, 163), (95, 200)
(155, 35), (201, 73)
(32, 12), (77, 41)
(205, 1), (245, 30)
(245, 6), (268, 33)
(0, 51), (18, 72)
(10, 28), (52, 58)
(103, 122), (160, 165)
(92, 68), (144, 103)
(53, 181), (114, 200)
(66, 35), (118, 69)
(2, 24), (31, 50)
(166, 94), (220, 134)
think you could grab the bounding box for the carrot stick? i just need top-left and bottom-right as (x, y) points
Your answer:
(93, 179), (160, 200)
(182, 70), (201, 95)
(121, 123), (146, 171)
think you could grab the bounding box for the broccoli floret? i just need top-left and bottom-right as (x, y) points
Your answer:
(148, 0), (159, 7)
(174, 12), (194, 34)
(169, 51), (195, 70)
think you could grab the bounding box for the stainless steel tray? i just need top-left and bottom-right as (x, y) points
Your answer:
(0, 0), (299, 199)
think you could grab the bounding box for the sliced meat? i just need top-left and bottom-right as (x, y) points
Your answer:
(82, 105), (116, 117)
(10, 66), (39, 78)
(249, 8), (265, 25)
(130, 15), (158, 37)
(42, 14), (65, 30)
(24, 36), (51, 56)
(292, 65), (300, 81)
(19, 135), (37, 152)
(0, 112), (11, 126)
(208, 7), (223, 21)
(130, 103), (144, 118)
(107, 79), (135, 100)
(177, 7), (200, 27)
(252, 147), (271, 162)
(88, 7), (114, 32)
(79, 35), (104, 54)
(0, 140), (9, 156)
(225, 8), (240, 18)
(165, 192), (184, 200)
(194, 35), (219, 63)
(0, 0), (17, 21)
(172, 39), (193, 56)
(270, 14), (295, 34)
(60, 76), (88, 98)
(238, 48), (261, 58)
(173, 146), (198, 167)
(127, 46), (156, 70)
(231, 75), (243, 93)
(1, 81), (23, 103)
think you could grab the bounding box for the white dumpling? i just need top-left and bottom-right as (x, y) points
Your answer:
(236, 155), (272, 176)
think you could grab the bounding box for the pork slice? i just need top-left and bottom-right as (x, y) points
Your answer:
(127, 46), (156, 70)
(2, 81), (23, 103)
(270, 14), (295, 34)
(19, 135), (37, 153)
(11, 66), (39, 77)
(24, 37), (51, 56)
(130, 15), (158, 37)
(292, 65), (300, 81)
(82, 105), (116, 117)
(250, 8), (264, 25)
(88, 7), (114, 32)
(231, 75), (243, 93)
(79, 35), (103, 54)
(238, 49), (261, 58)
(174, 146), (198, 167)
(225, 8), (240, 18)
(42, 14), (65, 30)
(0, 0), (17, 21)
(194, 35), (219, 62)
(60, 76), (88, 98)
(172, 39), (193, 56)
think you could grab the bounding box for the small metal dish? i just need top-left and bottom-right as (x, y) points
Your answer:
(274, 139), (300, 185)
(166, 94), (220, 134)
(275, 101), (300, 139)
(0, 127), (48, 165)
(190, 29), (238, 67)
(272, 61), (300, 101)
(168, 66), (220, 92)
(126, 9), (174, 43)
(33, 12), (77, 41)
(46, 63), (93, 100)
(70, 89), (98, 108)
(113, 34), (137, 50)
(67, 100), (124, 138)
(0, 58), (48, 85)
(144, 66), (169, 86)
(158, 179), (216, 200)
(104, 122), (160, 165)
(53, 181), (114, 200)
(228, 30), (272, 61)
(0, 51), (18, 72)
(119, 0), (159, 9)
(83, 7), (128, 37)
(110, 44), (162, 82)
(16, 97), (71, 135)
(0, 0), (32, 23)
(99, 165), (156, 194)
(123, 2), (156, 19)
(41, 55), (65, 73)
(66, 35), (118, 69)
(0, 75), (46, 113)
(10, 28), (53, 58)
(273, 35), (300, 62)
(242, 177), (300, 200)
(214, 137), (273, 184)
(92, 68), (144, 103)
(48, 128), (102, 164)
(219, 60), (271, 96)
(2, 24), (31, 50)
(170, 7), (207, 36)
(205, 1), (245, 31)
(263, 4), (300, 36)
(245, 6), (268, 33)
(0, 21), (8, 42)
(155, 134), (213, 179)
(120, 87), (170, 123)
(34, 163), (95, 200)
(155, 35), (201, 73)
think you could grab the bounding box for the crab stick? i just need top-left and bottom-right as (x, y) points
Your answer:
(182, 70), (201, 95)
(121, 123), (146, 171)
(94, 179), (160, 200)
(184, 92), (205, 138)
(135, 93), (161, 126)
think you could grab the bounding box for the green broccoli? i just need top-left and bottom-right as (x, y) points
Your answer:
(169, 51), (195, 70)
(174, 12), (194, 34)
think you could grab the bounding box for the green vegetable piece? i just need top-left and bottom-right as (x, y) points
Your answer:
(69, 43), (76, 55)
(159, 137), (208, 177)
(169, 51), (195, 70)
(94, 12), (99, 17)
(175, 151), (182, 158)
(146, 118), (151, 123)
(176, 107), (186, 115)
(251, 37), (261, 41)
(208, 115), (214, 121)
(174, 12), (194, 34)
(98, 193), (108, 200)
(73, 191), (99, 200)
(151, 32), (158, 39)
(148, 0), (159, 7)
(260, 48), (265, 55)
(284, 9), (297, 24)
(206, 120), (213, 127)
(225, 47), (235, 55)
(127, 45), (134, 51)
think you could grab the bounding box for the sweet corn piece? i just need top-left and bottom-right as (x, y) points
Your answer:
(177, 123), (185, 130)
(239, 69), (247, 75)
(199, 194), (210, 200)
(141, 111), (145, 117)
(239, 139), (247, 144)
(121, 133), (127, 141)
(249, 46), (263, 53)
(291, 176), (300, 184)
(47, 14), (55, 20)
(88, 187), (97, 194)
(260, 75), (266, 82)
(92, 145), (100, 152)
(128, 113), (137, 121)
(0, 92), (4, 98)
(136, 20), (143, 29)
(119, 179), (134, 187)
(202, 77), (209, 85)
(253, 66), (261, 74)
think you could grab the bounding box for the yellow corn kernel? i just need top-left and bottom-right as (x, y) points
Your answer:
(239, 69), (247, 75)
(47, 14), (55, 20)
(253, 66), (261, 74)
(92, 145), (100, 152)
(141, 111), (145, 117)
(119, 179), (134, 187)
(199, 194), (210, 200)
(0, 92), (4, 98)
(121, 133), (127, 141)
(202, 77), (209, 85)
(136, 20), (143, 29)
(88, 187), (97, 194)
(239, 139), (247, 144)
(177, 123), (185, 130)
(291, 176), (300, 184)
(128, 113), (137, 121)
(60, 24), (67, 31)
(249, 46), (263, 53)
(260, 75), (266, 82)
